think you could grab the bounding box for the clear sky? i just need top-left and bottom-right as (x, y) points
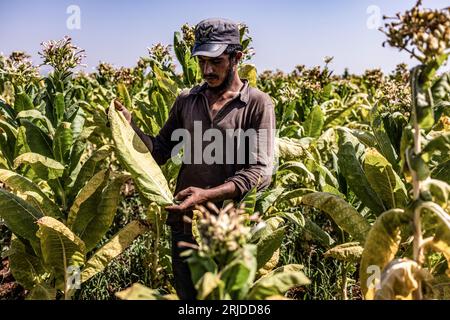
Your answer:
(1, 0), (449, 75)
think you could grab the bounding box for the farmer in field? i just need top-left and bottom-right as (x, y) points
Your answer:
(114, 18), (275, 299)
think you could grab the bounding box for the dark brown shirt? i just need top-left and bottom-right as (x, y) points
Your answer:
(150, 79), (275, 200)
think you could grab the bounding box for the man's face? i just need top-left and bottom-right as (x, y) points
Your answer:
(198, 53), (234, 88)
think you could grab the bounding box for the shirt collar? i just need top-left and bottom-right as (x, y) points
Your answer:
(189, 79), (250, 104)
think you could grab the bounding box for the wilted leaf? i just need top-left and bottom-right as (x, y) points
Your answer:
(375, 259), (426, 300)
(360, 209), (410, 299)
(301, 192), (371, 243)
(275, 137), (307, 161)
(324, 242), (363, 263)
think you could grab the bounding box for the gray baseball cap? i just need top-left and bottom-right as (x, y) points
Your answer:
(192, 18), (240, 58)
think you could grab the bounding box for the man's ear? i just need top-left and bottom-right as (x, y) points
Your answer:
(231, 51), (243, 66)
(235, 51), (243, 61)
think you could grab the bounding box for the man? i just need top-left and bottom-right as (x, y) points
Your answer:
(114, 18), (275, 299)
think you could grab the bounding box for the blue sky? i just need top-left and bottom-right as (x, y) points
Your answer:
(1, 0), (449, 75)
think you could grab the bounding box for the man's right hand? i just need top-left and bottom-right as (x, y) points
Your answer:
(114, 100), (132, 124)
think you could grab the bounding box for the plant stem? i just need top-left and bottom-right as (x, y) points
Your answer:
(152, 211), (160, 284)
(341, 262), (348, 300)
(411, 68), (424, 300)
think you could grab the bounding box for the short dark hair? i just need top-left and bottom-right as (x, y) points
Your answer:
(224, 44), (243, 62)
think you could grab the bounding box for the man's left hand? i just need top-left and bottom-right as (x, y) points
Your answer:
(166, 187), (211, 213)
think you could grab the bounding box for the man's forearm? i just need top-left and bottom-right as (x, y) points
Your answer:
(205, 182), (240, 203)
(131, 119), (153, 153)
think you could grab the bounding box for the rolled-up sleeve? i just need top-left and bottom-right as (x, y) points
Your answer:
(225, 97), (276, 196)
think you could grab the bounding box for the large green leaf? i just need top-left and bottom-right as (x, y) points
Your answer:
(196, 272), (223, 300)
(422, 132), (450, 160)
(14, 92), (34, 112)
(53, 122), (73, 165)
(275, 188), (315, 207)
(67, 169), (108, 230)
(18, 119), (53, 158)
(411, 66), (434, 131)
(219, 244), (257, 300)
(239, 185), (257, 216)
(117, 83), (132, 109)
(109, 103), (173, 206)
(247, 264), (310, 300)
(14, 152), (64, 180)
(300, 192), (371, 243)
(66, 126), (97, 187)
(68, 144), (113, 201)
(359, 209), (410, 300)
(36, 216), (86, 288)
(337, 128), (385, 215)
(0, 169), (62, 218)
(0, 119), (18, 166)
(14, 125), (30, 157)
(323, 98), (358, 128)
(303, 105), (324, 138)
(302, 217), (335, 247)
(8, 237), (47, 290)
(277, 161), (315, 181)
(350, 129), (377, 148)
(27, 282), (57, 300)
(79, 174), (131, 251)
(16, 110), (55, 136)
(255, 187), (284, 214)
(256, 226), (285, 269)
(54, 92), (65, 124)
(80, 220), (149, 283)
(370, 105), (398, 168)
(150, 91), (169, 128)
(0, 188), (43, 247)
(251, 217), (284, 243)
(364, 148), (408, 209)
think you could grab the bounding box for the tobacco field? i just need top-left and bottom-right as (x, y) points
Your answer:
(0, 1), (450, 300)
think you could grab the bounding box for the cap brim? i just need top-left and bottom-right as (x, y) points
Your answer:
(192, 43), (228, 58)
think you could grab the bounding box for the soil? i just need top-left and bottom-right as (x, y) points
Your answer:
(0, 258), (27, 300)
